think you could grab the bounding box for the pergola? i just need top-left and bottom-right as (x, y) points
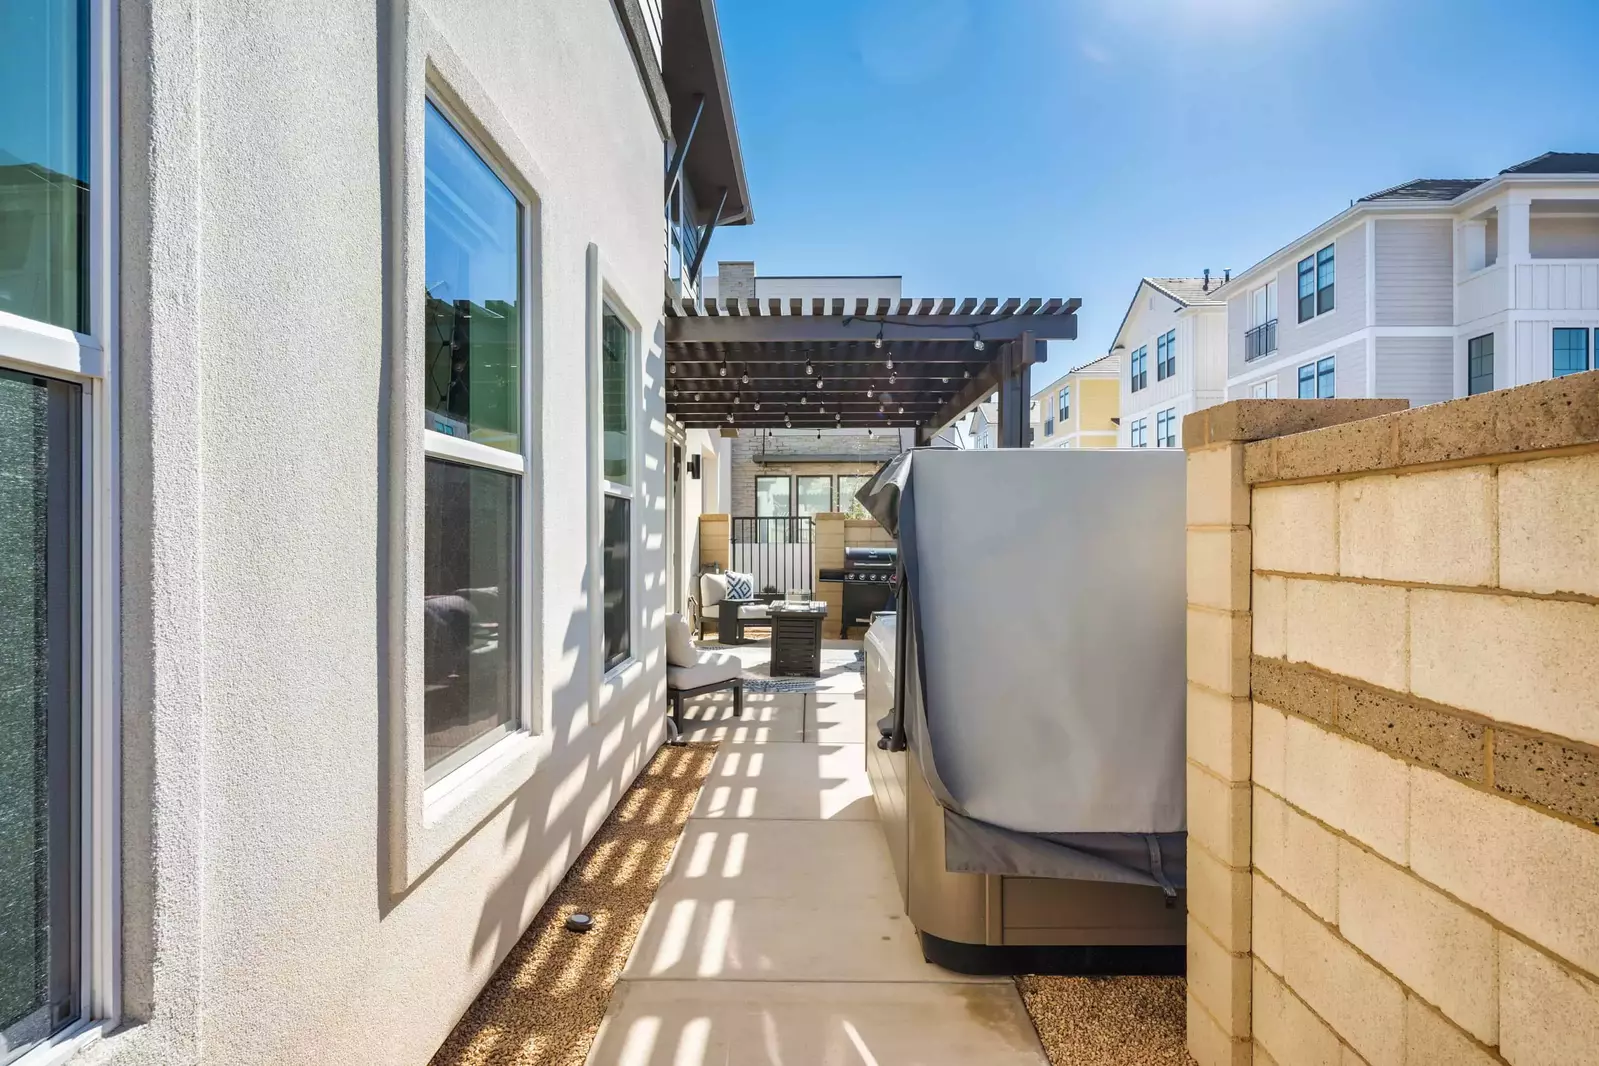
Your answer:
(664, 295), (1082, 446)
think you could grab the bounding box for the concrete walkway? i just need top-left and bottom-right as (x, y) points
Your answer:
(586, 642), (1048, 1065)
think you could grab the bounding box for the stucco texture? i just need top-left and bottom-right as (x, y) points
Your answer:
(108, 1), (672, 1064)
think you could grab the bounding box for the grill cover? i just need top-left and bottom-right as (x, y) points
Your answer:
(859, 447), (1186, 888)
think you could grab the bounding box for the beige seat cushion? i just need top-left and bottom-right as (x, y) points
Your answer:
(665, 613), (697, 667)
(737, 603), (770, 620)
(699, 571), (729, 608)
(666, 651), (742, 691)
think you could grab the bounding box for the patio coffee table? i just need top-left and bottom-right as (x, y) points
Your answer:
(768, 601), (826, 677)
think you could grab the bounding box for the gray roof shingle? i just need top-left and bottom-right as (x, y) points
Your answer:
(1358, 178), (1488, 203)
(1500, 151), (1599, 175)
(1144, 276), (1226, 307)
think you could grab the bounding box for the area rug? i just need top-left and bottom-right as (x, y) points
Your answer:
(428, 741), (717, 1066)
(1015, 975), (1194, 1065)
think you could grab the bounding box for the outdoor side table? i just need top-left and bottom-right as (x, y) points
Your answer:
(768, 601), (826, 677)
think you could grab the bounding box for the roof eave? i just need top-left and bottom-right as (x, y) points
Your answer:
(662, 0), (753, 226)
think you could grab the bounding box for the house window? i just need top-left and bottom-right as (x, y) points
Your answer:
(600, 306), (634, 673)
(755, 475), (792, 518)
(0, 370), (82, 1054)
(1298, 245), (1334, 322)
(1130, 346), (1148, 392)
(1156, 330), (1176, 380)
(796, 474), (833, 516)
(1468, 333), (1495, 395)
(1553, 328), (1590, 378)
(1297, 356), (1335, 399)
(1059, 387), (1069, 423)
(1246, 281), (1277, 360)
(1043, 417), (1054, 437)
(838, 474), (872, 519)
(422, 100), (526, 777)
(1130, 418), (1148, 448)
(0, 2), (119, 1052)
(1316, 245), (1335, 315)
(1250, 379), (1278, 399)
(1156, 407), (1177, 447)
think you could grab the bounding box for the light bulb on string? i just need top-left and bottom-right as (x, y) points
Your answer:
(972, 331), (985, 351)
(741, 373), (750, 385)
(805, 359), (814, 376)
(719, 363), (728, 377)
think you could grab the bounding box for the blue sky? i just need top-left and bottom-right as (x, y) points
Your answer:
(708, 0), (1599, 382)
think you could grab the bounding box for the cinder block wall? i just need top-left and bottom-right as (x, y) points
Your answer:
(1184, 373), (1599, 1066)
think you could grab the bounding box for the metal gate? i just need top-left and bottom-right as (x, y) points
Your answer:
(730, 517), (815, 596)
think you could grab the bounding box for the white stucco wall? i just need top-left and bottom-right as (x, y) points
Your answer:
(110, 2), (669, 1064)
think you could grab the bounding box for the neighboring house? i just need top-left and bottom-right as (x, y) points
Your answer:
(1115, 276), (1230, 448)
(0, 3), (749, 1065)
(699, 263), (902, 304)
(1031, 353), (1121, 448)
(1224, 152), (1599, 404)
(969, 401), (1000, 449)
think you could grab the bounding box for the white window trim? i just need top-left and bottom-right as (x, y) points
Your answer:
(0, 0), (122, 1058)
(383, 12), (555, 893)
(589, 246), (645, 698)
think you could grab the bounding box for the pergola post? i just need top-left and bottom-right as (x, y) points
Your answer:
(996, 331), (1034, 448)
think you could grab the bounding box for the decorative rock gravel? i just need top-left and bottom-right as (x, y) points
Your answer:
(1015, 975), (1194, 1065)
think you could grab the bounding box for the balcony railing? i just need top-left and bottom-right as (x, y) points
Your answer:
(1245, 320), (1278, 362)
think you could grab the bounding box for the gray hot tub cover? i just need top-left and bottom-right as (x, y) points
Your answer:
(857, 447), (1187, 891)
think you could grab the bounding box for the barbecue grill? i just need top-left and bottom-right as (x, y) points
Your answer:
(822, 545), (896, 639)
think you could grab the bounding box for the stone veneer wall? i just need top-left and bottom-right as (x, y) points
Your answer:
(1183, 373), (1599, 1066)
(727, 430), (899, 518)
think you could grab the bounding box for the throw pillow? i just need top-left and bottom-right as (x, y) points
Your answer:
(664, 613), (697, 668)
(725, 571), (754, 601)
(700, 571), (729, 607)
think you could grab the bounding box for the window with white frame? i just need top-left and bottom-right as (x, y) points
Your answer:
(1058, 387), (1069, 424)
(1297, 245), (1334, 322)
(0, 0), (117, 1054)
(1156, 407), (1177, 447)
(600, 305), (634, 673)
(1130, 418), (1148, 448)
(1130, 346), (1148, 391)
(421, 99), (527, 780)
(1250, 378), (1278, 399)
(1246, 281), (1277, 360)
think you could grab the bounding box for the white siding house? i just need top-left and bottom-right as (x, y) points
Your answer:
(1114, 277), (1230, 449)
(1224, 153), (1599, 406)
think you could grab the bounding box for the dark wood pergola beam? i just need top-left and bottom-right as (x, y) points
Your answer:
(665, 310), (1078, 345)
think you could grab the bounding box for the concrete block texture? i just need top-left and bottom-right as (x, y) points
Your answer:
(1252, 575), (1286, 659)
(1337, 841), (1498, 1043)
(1188, 916), (1252, 1038)
(1189, 606), (1253, 699)
(1187, 444), (1250, 529)
(1253, 960), (1344, 1066)
(1189, 764), (1252, 868)
(1409, 588), (1599, 747)
(1276, 894), (1406, 1066)
(1499, 934), (1599, 1066)
(1188, 527), (1253, 612)
(1252, 874), (1287, 976)
(1252, 483), (1338, 575)
(1493, 727), (1599, 827)
(1188, 684), (1252, 784)
(1252, 701), (1288, 796)
(1409, 767), (1599, 976)
(1337, 468), (1496, 587)
(1189, 839), (1252, 954)
(1498, 453), (1599, 598)
(1283, 715), (1409, 864)
(1404, 998), (1500, 1066)
(1187, 992), (1251, 1066)
(1282, 579), (1408, 692)
(1254, 788), (1340, 923)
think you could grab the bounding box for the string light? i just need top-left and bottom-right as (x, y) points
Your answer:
(889, 372), (896, 384)
(972, 330), (985, 351)
(785, 414), (792, 427)
(866, 387), (874, 398)
(815, 378), (824, 389)
(941, 376), (950, 384)
(726, 411), (734, 423)
(885, 358), (894, 371)
(753, 400), (761, 411)
(719, 363), (729, 377)
(805, 359), (814, 376)
(873, 326), (884, 349)
(963, 369), (971, 380)
(694, 392), (702, 401)
(801, 396), (808, 406)
(741, 372), (750, 385)
(898, 405), (906, 415)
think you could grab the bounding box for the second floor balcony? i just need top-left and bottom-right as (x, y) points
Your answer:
(1245, 319), (1278, 362)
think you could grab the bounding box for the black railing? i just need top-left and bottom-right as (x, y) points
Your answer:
(730, 517), (815, 598)
(1245, 320), (1278, 362)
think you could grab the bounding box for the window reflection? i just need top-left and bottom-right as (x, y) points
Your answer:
(422, 459), (518, 777)
(0, 0), (90, 333)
